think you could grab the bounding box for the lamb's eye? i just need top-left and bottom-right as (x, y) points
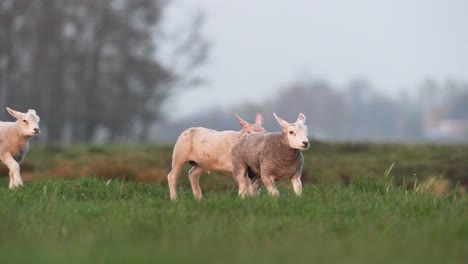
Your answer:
(22, 120), (27, 123)
(289, 131), (294, 135)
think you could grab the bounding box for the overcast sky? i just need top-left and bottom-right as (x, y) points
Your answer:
(165, 0), (468, 120)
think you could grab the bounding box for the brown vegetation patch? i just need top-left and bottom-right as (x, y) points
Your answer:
(36, 159), (169, 184)
(418, 177), (451, 197)
(0, 162), (35, 179)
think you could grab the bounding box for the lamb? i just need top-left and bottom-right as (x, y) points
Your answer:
(167, 114), (265, 200)
(231, 113), (309, 197)
(0, 107), (40, 189)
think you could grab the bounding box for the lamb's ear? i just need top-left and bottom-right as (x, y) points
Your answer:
(255, 113), (264, 126)
(274, 113), (290, 132)
(296, 113), (306, 124)
(6, 107), (23, 120)
(236, 114), (250, 129)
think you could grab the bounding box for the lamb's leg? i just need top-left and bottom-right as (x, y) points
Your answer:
(167, 164), (183, 200)
(3, 155), (23, 189)
(248, 176), (262, 196)
(189, 166), (204, 200)
(168, 132), (192, 200)
(233, 166), (249, 198)
(291, 173), (302, 196)
(262, 175), (279, 197)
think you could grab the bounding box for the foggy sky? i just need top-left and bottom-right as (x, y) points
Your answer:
(166, 0), (468, 120)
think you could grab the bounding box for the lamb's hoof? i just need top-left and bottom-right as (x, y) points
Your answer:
(9, 179), (23, 189)
(269, 191), (280, 197)
(9, 183), (23, 189)
(248, 187), (261, 197)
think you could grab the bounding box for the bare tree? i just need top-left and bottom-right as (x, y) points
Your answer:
(0, 0), (209, 143)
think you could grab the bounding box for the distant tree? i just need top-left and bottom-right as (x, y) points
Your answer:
(448, 90), (468, 119)
(346, 79), (403, 141)
(0, 0), (209, 143)
(346, 79), (379, 140)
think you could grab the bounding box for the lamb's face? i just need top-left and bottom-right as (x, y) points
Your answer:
(22, 111), (41, 137)
(274, 112), (310, 151)
(7, 108), (40, 137)
(285, 123), (309, 150)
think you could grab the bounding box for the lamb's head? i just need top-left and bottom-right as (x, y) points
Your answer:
(236, 113), (265, 134)
(7, 107), (40, 137)
(274, 112), (309, 151)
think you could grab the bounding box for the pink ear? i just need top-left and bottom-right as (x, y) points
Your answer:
(255, 113), (264, 126)
(297, 113), (306, 124)
(274, 112), (290, 131)
(236, 114), (249, 128)
(6, 107), (23, 120)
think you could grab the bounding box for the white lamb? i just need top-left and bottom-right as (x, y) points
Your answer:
(167, 114), (265, 200)
(231, 113), (309, 197)
(0, 107), (40, 189)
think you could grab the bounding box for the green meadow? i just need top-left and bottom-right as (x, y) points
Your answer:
(0, 143), (467, 263)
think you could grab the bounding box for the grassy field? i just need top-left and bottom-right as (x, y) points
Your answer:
(0, 143), (467, 263)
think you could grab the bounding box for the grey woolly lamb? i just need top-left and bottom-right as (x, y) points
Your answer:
(231, 113), (309, 197)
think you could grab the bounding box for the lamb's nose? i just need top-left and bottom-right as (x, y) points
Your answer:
(302, 141), (309, 148)
(34, 128), (40, 133)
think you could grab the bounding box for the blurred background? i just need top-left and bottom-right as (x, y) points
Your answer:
(1, 0), (467, 144)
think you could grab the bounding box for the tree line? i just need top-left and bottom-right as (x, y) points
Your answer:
(0, 0), (208, 143)
(153, 78), (468, 143)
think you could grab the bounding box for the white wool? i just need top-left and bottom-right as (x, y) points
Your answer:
(167, 114), (264, 200)
(0, 107), (40, 189)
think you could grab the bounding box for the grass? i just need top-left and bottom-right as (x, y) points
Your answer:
(0, 143), (467, 263)
(0, 178), (467, 263)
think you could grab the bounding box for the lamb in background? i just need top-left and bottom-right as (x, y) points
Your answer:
(231, 113), (309, 197)
(167, 114), (265, 200)
(0, 107), (40, 189)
